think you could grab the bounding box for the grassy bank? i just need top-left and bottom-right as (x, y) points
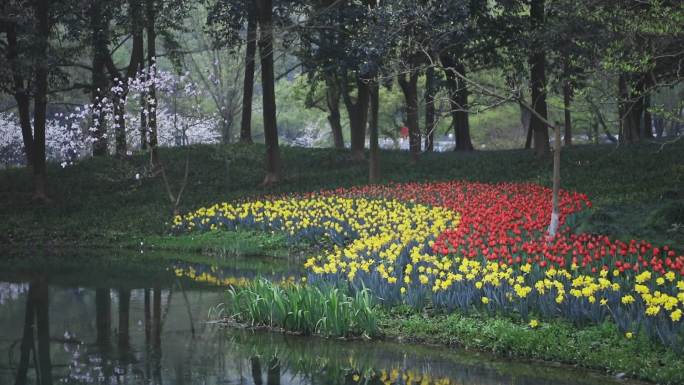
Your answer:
(121, 229), (311, 258)
(379, 308), (684, 384)
(1, 141), (683, 250)
(215, 277), (684, 384)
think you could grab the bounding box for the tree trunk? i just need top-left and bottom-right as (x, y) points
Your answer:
(520, 87), (533, 148)
(256, 0), (280, 184)
(654, 115), (665, 138)
(152, 287), (162, 348)
(91, 0), (110, 157)
(563, 80), (572, 146)
(643, 94), (653, 139)
(16, 94), (34, 166)
(523, 104), (533, 149)
(325, 74), (344, 149)
(34, 277), (52, 385)
(220, 116), (232, 144)
(144, 289), (151, 342)
(110, 0), (145, 157)
(368, 83), (380, 183)
(630, 86), (644, 140)
(618, 75), (629, 143)
(150, 287), (162, 384)
(118, 289), (131, 351)
(441, 55), (473, 151)
(638, 77), (653, 139)
(96, 289), (112, 349)
(548, 111), (561, 238)
(398, 71), (421, 162)
(112, 97), (127, 156)
(424, 65), (436, 152)
(145, 0), (159, 167)
(140, 91), (148, 150)
(32, 0), (50, 201)
(343, 77), (369, 161)
(15, 283), (36, 385)
(618, 74), (640, 144)
(591, 119), (599, 144)
(453, 63), (472, 151)
(529, 0), (550, 157)
(240, 2), (257, 144)
(6, 23), (34, 166)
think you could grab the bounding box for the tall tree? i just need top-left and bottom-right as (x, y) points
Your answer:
(429, 1), (484, 152)
(90, 0), (111, 156)
(105, 0), (146, 157)
(342, 74), (369, 160)
(368, 82), (380, 182)
(256, 0), (281, 184)
(575, 1), (684, 143)
(0, 0), (52, 200)
(562, 71), (573, 146)
(95, 288), (112, 349)
(424, 65), (436, 151)
(529, 0), (550, 156)
(440, 55), (473, 151)
(398, 65), (421, 162)
(325, 74), (345, 149)
(14, 278), (52, 385)
(145, 0), (160, 167)
(240, 1), (257, 144)
(298, 0), (375, 160)
(118, 288), (131, 352)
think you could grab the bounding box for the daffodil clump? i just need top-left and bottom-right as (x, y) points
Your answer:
(420, 258), (684, 333)
(173, 197), (458, 248)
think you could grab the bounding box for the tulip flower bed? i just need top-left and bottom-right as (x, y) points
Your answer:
(173, 181), (684, 351)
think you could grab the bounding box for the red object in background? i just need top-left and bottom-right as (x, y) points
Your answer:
(400, 126), (409, 138)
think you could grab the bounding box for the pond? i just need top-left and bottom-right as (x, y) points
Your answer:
(0, 252), (646, 385)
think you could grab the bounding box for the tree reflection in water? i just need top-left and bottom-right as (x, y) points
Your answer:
(14, 276), (52, 385)
(1, 276), (645, 385)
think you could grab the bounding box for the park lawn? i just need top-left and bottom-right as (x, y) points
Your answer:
(0, 141), (682, 251)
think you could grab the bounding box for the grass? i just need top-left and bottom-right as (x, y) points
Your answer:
(1, 141), (682, 251)
(220, 278), (378, 338)
(379, 307), (684, 385)
(122, 229), (308, 258)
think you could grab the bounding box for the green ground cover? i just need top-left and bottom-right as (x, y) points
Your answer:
(1, 141), (682, 250)
(379, 307), (684, 384)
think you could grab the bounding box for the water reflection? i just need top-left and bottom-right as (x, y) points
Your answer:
(13, 277), (52, 385)
(0, 264), (646, 385)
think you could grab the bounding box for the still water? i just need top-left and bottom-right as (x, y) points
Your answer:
(0, 254), (645, 385)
